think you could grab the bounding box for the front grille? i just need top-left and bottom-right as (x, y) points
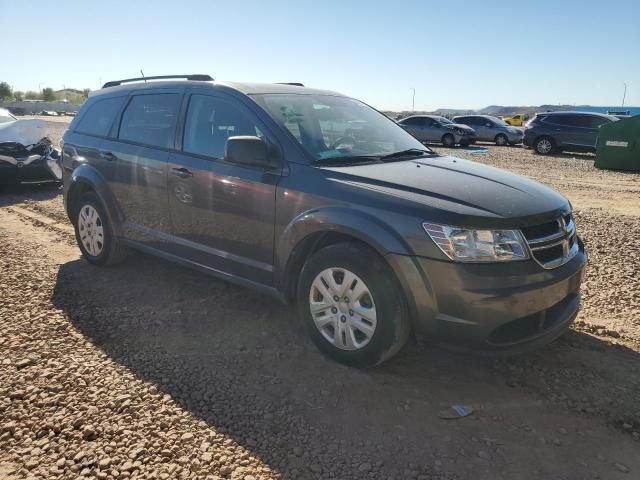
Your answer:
(521, 214), (579, 269)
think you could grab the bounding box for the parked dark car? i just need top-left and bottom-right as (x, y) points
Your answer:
(61, 74), (587, 367)
(397, 115), (476, 147)
(453, 115), (524, 145)
(524, 111), (618, 155)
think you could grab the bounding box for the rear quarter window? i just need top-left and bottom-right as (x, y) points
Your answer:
(75, 97), (125, 137)
(118, 94), (181, 148)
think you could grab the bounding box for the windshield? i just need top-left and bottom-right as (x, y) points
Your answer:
(437, 117), (453, 124)
(254, 94), (429, 162)
(0, 111), (16, 124)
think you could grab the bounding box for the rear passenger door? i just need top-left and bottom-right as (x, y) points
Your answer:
(544, 115), (582, 148)
(422, 117), (439, 142)
(399, 117), (426, 140)
(64, 95), (127, 188)
(101, 90), (182, 251)
(167, 92), (281, 286)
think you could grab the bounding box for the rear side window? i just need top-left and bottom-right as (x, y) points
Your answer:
(183, 95), (264, 159)
(545, 115), (571, 126)
(400, 117), (423, 126)
(118, 94), (180, 148)
(75, 97), (124, 137)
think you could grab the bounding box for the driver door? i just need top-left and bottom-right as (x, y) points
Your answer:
(167, 93), (281, 286)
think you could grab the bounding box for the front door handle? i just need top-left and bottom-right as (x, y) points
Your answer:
(100, 151), (117, 161)
(171, 167), (193, 179)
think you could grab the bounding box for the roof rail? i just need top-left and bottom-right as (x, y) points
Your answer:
(276, 82), (305, 87)
(102, 74), (213, 89)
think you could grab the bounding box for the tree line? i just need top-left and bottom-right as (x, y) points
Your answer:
(0, 82), (90, 103)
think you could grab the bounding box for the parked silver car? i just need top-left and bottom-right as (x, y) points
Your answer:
(397, 115), (476, 147)
(453, 115), (524, 145)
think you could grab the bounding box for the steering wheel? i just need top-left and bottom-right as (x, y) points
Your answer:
(329, 135), (357, 150)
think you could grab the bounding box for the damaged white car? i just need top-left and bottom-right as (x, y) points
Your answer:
(0, 108), (62, 185)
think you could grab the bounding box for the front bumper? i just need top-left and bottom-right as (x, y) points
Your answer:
(0, 158), (60, 184)
(387, 244), (587, 354)
(454, 132), (476, 144)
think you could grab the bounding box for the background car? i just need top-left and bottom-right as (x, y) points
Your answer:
(397, 115), (476, 147)
(523, 111), (618, 155)
(503, 114), (527, 126)
(0, 110), (61, 184)
(453, 114), (524, 145)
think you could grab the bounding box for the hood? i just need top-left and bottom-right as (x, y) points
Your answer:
(325, 155), (569, 227)
(0, 119), (48, 146)
(445, 123), (475, 132)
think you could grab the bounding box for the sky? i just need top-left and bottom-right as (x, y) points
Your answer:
(2, 0), (639, 111)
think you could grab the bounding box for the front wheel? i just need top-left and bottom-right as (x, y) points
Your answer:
(495, 134), (508, 146)
(297, 242), (410, 367)
(73, 192), (126, 266)
(442, 133), (455, 147)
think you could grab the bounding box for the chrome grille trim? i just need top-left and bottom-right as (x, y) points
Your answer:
(520, 215), (578, 269)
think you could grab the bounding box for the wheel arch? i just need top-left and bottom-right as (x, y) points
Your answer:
(276, 207), (413, 303)
(65, 164), (124, 237)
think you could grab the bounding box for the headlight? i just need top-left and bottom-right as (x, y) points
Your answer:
(454, 128), (467, 135)
(423, 223), (529, 262)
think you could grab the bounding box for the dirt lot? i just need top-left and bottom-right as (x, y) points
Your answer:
(1, 132), (639, 479)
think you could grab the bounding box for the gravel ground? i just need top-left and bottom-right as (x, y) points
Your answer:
(1, 140), (639, 480)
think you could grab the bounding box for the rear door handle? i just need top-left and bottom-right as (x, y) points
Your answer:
(171, 167), (193, 179)
(100, 151), (117, 161)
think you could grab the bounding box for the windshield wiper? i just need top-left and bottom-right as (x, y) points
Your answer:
(314, 155), (382, 166)
(380, 148), (437, 161)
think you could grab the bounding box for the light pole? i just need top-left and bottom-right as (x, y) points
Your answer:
(621, 83), (627, 108)
(410, 88), (415, 111)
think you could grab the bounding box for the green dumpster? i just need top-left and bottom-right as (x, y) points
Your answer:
(595, 115), (640, 171)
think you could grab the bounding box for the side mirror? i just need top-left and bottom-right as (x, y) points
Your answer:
(485, 123), (492, 127)
(224, 136), (279, 169)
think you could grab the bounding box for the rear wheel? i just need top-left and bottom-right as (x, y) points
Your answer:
(297, 242), (410, 367)
(442, 133), (455, 147)
(534, 136), (554, 155)
(73, 192), (126, 266)
(495, 134), (508, 146)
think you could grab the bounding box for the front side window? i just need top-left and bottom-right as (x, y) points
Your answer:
(118, 94), (180, 148)
(183, 95), (264, 158)
(254, 94), (426, 161)
(76, 97), (125, 137)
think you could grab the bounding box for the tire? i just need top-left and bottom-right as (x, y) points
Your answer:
(73, 192), (126, 266)
(495, 134), (508, 146)
(442, 133), (455, 147)
(297, 242), (410, 368)
(534, 136), (554, 155)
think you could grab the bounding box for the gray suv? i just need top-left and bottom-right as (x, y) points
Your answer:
(397, 115), (476, 147)
(62, 74), (586, 367)
(453, 114), (524, 145)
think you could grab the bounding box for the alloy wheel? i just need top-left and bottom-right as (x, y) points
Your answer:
(536, 138), (552, 154)
(309, 267), (377, 351)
